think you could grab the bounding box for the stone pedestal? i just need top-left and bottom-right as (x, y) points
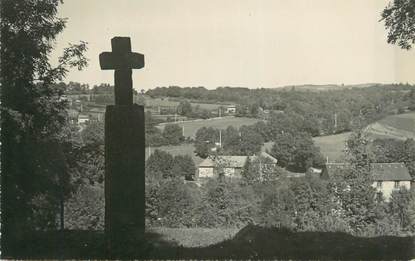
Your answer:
(105, 104), (145, 254)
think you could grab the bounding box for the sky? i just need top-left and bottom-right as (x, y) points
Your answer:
(51, 0), (415, 90)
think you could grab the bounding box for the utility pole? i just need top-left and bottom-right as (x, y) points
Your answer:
(334, 112), (337, 131)
(182, 126), (184, 137)
(219, 129), (222, 148)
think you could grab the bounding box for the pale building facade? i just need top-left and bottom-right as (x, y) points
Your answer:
(197, 152), (278, 179)
(322, 162), (412, 201)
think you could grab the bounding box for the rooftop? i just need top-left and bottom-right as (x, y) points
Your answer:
(198, 152), (278, 168)
(323, 162), (412, 181)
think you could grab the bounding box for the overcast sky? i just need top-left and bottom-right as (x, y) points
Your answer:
(52, 0), (415, 90)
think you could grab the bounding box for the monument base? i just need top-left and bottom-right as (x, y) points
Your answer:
(104, 104), (145, 256)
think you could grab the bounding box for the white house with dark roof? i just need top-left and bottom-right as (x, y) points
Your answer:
(322, 162), (412, 201)
(197, 152), (278, 179)
(370, 163), (411, 200)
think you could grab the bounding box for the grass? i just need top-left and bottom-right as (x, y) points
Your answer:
(147, 227), (239, 247)
(313, 132), (351, 162)
(365, 112), (415, 140)
(379, 112), (415, 133)
(146, 143), (204, 166)
(157, 116), (261, 138)
(263, 133), (351, 163)
(145, 96), (232, 111)
(311, 112), (415, 162)
(8, 225), (414, 259)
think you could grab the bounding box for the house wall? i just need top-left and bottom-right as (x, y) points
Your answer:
(198, 167), (214, 178)
(372, 181), (411, 201)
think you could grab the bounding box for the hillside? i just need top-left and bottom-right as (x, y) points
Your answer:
(312, 112), (415, 162)
(365, 112), (415, 140)
(278, 83), (381, 91)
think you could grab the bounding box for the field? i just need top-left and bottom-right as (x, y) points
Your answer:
(157, 116), (261, 138)
(312, 112), (415, 162)
(262, 133), (351, 163)
(146, 143), (204, 165)
(365, 112), (415, 140)
(313, 132), (351, 162)
(145, 97), (232, 111)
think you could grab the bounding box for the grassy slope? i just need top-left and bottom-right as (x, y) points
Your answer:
(313, 132), (351, 162)
(312, 112), (415, 162)
(263, 133), (351, 163)
(12, 226), (414, 259)
(366, 112), (415, 140)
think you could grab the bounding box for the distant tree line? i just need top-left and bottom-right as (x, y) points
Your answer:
(147, 85), (415, 135)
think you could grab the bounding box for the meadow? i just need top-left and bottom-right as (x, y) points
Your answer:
(366, 112), (415, 140)
(145, 97), (232, 111)
(313, 132), (351, 163)
(312, 112), (415, 162)
(145, 143), (203, 165)
(157, 116), (261, 138)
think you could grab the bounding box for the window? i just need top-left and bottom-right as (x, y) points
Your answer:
(394, 181), (400, 189)
(377, 181), (382, 189)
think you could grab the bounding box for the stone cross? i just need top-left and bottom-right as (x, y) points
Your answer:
(99, 37), (144, 105)
(100, 37), (145, 257)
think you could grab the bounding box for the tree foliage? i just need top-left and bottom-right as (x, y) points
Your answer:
(162, 124), (184, 145)
(381, 0), (415, 50)
(270, 132), (323, 172)
(1, 0), (88, 242)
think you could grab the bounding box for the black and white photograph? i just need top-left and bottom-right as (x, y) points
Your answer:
(1, 0), (415, 259)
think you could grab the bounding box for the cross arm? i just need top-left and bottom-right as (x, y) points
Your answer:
(99, 52), (145, 70)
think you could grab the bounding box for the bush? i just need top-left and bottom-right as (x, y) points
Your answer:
(64, 185), (104, 230)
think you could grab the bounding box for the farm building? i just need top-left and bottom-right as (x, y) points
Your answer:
(197, 152), (278, 179)
(322, 162), (412, 201)
(225, 105), (236, 114)
(78, 114), (90, 124)
(87, 106), (106, 122)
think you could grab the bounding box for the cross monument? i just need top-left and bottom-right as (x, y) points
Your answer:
(99, 37), (145, 256)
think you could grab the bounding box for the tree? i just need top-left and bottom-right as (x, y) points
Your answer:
(177, 100), (192, 117)
(1, 0), (88, 248)
(146, 149), (175, 180)
(291, 133), (324, 172)
(194, 127), (219, 158)
(172, 155), (196, 180)
(222, 126), (241, 154)
(239, 125), (264, 155)
(381, 0), (415, 50)
(342, 132), (377, 234)
(261, 184), (296, 229)
(162, 124), (184, 145)
(388, 188), (414, 233)
(270, 132), (323, 172)
(81, 121), (104, 146)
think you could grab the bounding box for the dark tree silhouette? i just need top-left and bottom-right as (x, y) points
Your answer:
(381, 0), (415, 49)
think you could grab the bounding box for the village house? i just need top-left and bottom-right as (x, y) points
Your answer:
(322, 162), (412, 201)
(197, 152), (278, 179)
(225, 105), (236, 114)
(87, 106), (106, 122)
(78, 114), (90, 124)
